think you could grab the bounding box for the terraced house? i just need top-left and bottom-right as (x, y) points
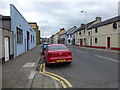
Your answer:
(29, 22), (41, 46)
(75, 17), (102, 46)
(51, 28), (65, 44)
(88, 15), (120, 50)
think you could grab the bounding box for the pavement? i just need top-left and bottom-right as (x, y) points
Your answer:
(2, 44), (120, 89)
(2, 45), (57, 89)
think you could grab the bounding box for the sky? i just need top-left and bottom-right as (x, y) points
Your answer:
(1, 0), (119, 38)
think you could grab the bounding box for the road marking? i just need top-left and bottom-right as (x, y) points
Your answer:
(40, 64), (72, 88)
(95, 55), (119, 62)
(41, 64), (67, 88)
(23, 62), (35, 67)
(77, 50), (88, 54)
(29, 71), (36, 79)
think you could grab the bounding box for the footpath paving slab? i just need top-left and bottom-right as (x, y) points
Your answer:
(31, 72), (56, 88)
(2, 45), (57, 89)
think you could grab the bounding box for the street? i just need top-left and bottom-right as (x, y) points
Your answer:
(45, 46), (119, 88)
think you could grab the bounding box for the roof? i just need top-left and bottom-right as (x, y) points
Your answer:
(76, 20), (96, 31)
(88, 15), (120, 29)
(28, 22), (37, 24)
(69, 27), (78, 34)
(60, 26), (77, 36)
(66, 26), (77, 35)
(2, 16), (11, 20)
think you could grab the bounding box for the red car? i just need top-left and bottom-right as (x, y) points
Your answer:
(44, 44), (72, 65)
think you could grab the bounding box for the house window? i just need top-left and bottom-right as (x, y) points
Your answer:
(95, 28), (98, 33)
(68, 40), (71, 43)
(17, 27), (23, 43)
(31, 35), (32, 43)
(79, 32), (81, 35)
(67, 35), (69, 38)
(70, 35), (72, 38)
(33, 36), (34, 43)
(95, 38), (98, 43)
(88, 31), (90, 35)
(113, 22), (117, 29)
(84, 30), (85, 34)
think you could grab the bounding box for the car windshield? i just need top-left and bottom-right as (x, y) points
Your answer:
(48, 45), (68, 50)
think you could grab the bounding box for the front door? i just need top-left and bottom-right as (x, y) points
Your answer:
(80, 39), (83, 46)
(107, 37), (110, 49)
(4, 37), (9, 62)
(25, 39), (26, 52)
(27, 31), (29, 50)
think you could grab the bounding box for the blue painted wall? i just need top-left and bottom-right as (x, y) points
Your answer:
(10, 4), (36, 57)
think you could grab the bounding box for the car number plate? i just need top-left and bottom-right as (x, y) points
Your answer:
(57, 59), (66, 62)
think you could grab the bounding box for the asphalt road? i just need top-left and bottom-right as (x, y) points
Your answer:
(45, 46), (119, 88)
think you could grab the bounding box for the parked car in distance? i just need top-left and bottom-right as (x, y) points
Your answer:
(44, 44), (72, 65)
(41, 42), (50, 55)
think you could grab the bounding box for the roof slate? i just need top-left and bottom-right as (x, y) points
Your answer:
(88, 15), (120, 29)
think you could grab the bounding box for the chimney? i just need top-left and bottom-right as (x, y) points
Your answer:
(60, 28), (65, 31)
(81, 24), (85, 27)
(96, 17), (102, 21)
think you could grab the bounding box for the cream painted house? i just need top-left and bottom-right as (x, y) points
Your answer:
(75, 17), (102, 46)
(52, 28), (65, 44)
(88, 15), (120, 50)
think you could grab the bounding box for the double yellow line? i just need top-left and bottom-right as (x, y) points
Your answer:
(39, 64), (73, 88)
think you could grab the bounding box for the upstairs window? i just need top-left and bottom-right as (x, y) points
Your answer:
(83, 30), (85, 34)
(88, 31), (90, 35)
(79, 32), (81, 35)
(113, 22), (117, 29)
(17, 27), (23, 43)
(95, 27), (98, 33)
(67, 35), (69, 38)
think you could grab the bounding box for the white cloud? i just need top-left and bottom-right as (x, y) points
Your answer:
(1, 0), (119, 38)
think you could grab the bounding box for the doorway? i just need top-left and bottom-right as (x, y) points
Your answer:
(107, 37), (110, 49)
(80, 39), (83, 46)
(27, 31), (29, 50)
(4, 37), (9, 62)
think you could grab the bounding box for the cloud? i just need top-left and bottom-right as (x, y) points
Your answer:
(1, 0), (119, 38)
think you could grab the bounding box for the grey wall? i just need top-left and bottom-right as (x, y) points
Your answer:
(0, 16), (14, 62)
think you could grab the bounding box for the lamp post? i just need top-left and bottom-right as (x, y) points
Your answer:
(81, 11), (87, 30)
(81, 11), (87, 47)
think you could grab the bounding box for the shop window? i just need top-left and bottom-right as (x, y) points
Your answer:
(17, 27), (23, 43)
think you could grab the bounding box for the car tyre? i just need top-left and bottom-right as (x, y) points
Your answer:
(67, 62), (71, 64)
(45, 62), (49, 67)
